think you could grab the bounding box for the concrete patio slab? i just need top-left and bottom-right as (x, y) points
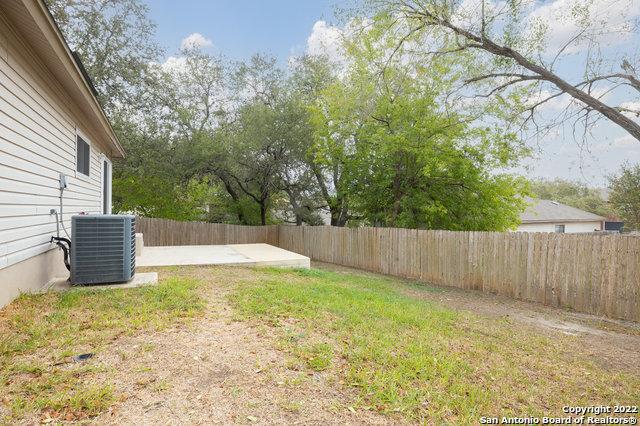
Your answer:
(229, 244), (310, 268)
(136, 243), (310, 268)
(136, 245), (253, 267)
(44, 272), (159, 292)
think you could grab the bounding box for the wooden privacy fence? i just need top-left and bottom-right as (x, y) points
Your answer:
(135, 217), (278, 247)
(278, 226), (640, 322)
(136, 217), (640, 322)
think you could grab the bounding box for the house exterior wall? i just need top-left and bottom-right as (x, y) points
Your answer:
(517, 221), (603, 233)
(0, 9), (112, 305)
(0, 248), (68, 307)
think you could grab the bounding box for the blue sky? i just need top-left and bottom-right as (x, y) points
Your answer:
(143, 0), (640, 187)
(145, 0), (340, 63)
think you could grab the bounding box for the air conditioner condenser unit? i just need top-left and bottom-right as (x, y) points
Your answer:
(71, 215), (136, 285)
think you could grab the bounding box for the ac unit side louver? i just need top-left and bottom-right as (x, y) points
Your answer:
(71, 215), (136, 284)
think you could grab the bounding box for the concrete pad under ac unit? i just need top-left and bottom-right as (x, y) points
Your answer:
(44, 272), (159, 292)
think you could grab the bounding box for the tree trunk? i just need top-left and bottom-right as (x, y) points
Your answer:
(283, 187), (304, 226)
(390, 158), (403, 227)
(215, 172), (246, 224)
(330, 204), (349, 226)
(260, 202), (267, 226)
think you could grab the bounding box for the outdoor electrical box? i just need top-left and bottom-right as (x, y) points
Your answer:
(59, 173), (67, 189)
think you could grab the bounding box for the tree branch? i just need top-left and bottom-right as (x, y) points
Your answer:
(398, 2), (640, 141)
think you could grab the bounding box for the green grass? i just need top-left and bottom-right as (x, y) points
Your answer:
(229, 267), (640, 423)
(0, 276), (204, 422)
(2, 265), (638, 424)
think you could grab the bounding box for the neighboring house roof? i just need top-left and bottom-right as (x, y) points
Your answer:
(521, 198), (605, 223)
(1, 0), (124, 158)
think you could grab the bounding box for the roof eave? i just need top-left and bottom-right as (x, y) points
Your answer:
(521, 218), (605, 224)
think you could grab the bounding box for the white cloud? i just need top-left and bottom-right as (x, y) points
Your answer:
(611, 134), (637, 148)
(180, 33), (213, 50)
(306, 21), (345, 62)
(156, 33), (213, 73)
(527, 0), (639, 54)
(620, 101), (640, 120)
(160, 55), (187, 73)
(592, 134), (638, 152)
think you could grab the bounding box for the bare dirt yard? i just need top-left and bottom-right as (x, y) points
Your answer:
(1, 264), (638, 425)
(91, 267), (393, 425)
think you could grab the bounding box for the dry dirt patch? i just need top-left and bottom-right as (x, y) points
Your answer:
(91, 267), (394, 425)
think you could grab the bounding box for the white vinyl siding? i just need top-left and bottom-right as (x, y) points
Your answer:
(516, 221), (603, 233)
(0, 11), (108, 270)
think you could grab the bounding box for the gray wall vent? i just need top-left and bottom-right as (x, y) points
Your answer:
(71, 215), (136, 284)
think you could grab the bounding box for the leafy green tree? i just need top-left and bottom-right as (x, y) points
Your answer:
(273, 98), (326, 226)
(609, 164), (640, 230)
(49, 0), (534, 230)
(152, 48), (227, 134)
(529, 179), (614, 218)
(46, 0), (207, 220)
(111, 118), (212, 219)
(222, 103), (286, 225)
(308, 20), (530, 230)
(185, 55), (326, 226)
(137, 48), (257, 223)
(110, 45), (229, 220)
(46, 0), (161, 114)
(290, 55), (353, 226)
(221, 95), (316, 225)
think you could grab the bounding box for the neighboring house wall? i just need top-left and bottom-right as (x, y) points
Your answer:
(0, 9), (112, 306)
(517, 221), (603, 233)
